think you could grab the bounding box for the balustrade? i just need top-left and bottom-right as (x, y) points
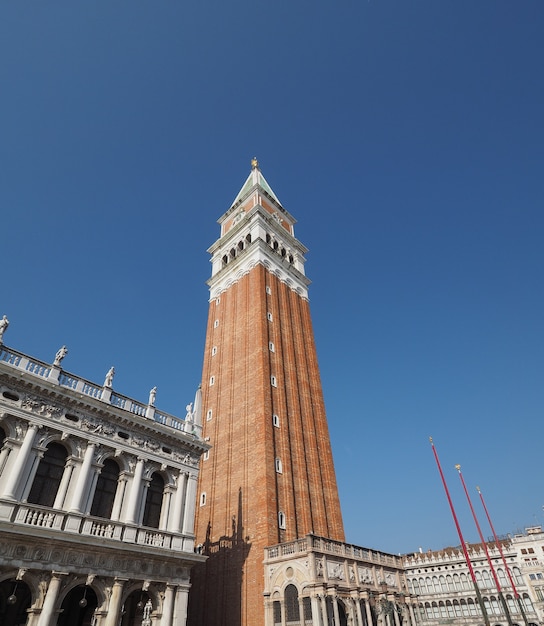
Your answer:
(0, 345), (192, 435)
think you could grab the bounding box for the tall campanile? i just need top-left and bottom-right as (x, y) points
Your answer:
(188, 160), (344, 626)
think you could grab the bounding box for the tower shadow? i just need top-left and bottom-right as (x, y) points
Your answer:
(188, 488), (251, 626)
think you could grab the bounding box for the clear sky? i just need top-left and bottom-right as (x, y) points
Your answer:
(1, 2), (543, 555)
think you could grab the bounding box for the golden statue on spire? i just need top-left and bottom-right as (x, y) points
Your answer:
(251, 156), (259, 170)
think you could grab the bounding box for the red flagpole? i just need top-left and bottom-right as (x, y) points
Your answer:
(477, 486), (530, 626)
(456, 465), (513, 626)
(429, 437), (490, 626)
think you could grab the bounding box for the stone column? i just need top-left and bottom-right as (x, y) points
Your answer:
(110, 473), (128, 522)
(53, 460), (75, 509)
(37, 572), (66, 626)
(160, 584), (175, 626)
(363, 593), (374, 626)
(70, 443), (96, 512)
(159, 486), (173, 531)
(310, 595), (322, 626)
(103, 578), (126, 626)
(280, 599), (286, 626)
(298, 596), (306, 626)
(0, 441), (12, 475)
(172, 586), (189, 626)
(355, 597), (365, 626)
(2, 423), (38, 499)
(332, 594), (341, 626)
(408, 601), (417, 626)
(168, 472), (187, 533)
(320, 595), (328, 626)
(125, 459), (145, 524)
(181, 474), (197, 534)
(390, 597), (400, 626)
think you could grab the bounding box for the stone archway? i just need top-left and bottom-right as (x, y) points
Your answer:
(119, 590), (152, 626)
(57, 585), (98, 626)
(0, 578), (32, 626)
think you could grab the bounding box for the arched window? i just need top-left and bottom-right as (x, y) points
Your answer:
(513, 568), (523, 585)
(278, 511), (286, 529)
(453, 600), (462, 617)
(27, 442), (67, 507)
(506, 595), (516, 614)
(482, 570), (492, 588)
(522, 594), (534, 612)
(273, 601), (281, 625)
(490, 596), (500, 615)
(432, 576), (440, 592)
(439, 575), (447, 591)
(498, 568), (508, 586)
(461, 573), (470, 590)
(142, 473), (164, 528)
(453, 573), (461, 590)
(90, 458), (120, 519)
(285, 584), (299, 622)
(275, 458), (282, 474)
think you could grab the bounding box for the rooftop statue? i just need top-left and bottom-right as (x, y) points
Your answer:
(0, 314), (9, 343)
(53, 345), (68, 367)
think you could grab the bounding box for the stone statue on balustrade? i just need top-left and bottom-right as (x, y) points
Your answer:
(0, 315), (9, 343)
(104, 366), (115, 387)
(148, 386), (157, 406)
(53, 345), (68, 367)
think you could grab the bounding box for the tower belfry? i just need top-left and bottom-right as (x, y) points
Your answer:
(189, 160), (344, 626)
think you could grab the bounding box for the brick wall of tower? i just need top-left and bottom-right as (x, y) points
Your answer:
(188, 264), (344, 626)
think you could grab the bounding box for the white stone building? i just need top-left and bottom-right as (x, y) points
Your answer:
(0, 341), (208, 626)
(263, 534), (415, 626)
(403, 535), (542, 626)
(511, 526), (544, 623)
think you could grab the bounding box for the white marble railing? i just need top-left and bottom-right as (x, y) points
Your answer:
(7, 502), (191, 552)
(266, 534), (404, 568)
(0, 345), (189, 434)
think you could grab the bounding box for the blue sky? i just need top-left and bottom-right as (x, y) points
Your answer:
(1, 2), (543, 555)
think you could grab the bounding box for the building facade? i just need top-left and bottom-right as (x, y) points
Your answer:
(264, 534), (413, 626)
(0, 342), (208, 626)
(403, 534), (542, 626)
(188, 160), (345, 625)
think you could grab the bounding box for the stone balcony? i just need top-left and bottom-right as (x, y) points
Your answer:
(0, 499), (195, 553)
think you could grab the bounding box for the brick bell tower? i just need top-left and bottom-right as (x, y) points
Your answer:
(188, 159), (345, 626)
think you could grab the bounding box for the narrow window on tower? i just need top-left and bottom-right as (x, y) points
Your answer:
(278, 511), (286, 529)
(206, 409), (213, 421)
(209, 376), (215, 386)
(203, 450), (209, 461)
(275, 458), (282, 473)
(266, 286), (272, 295)
(273, 414), (280, 427)
(200, 492), (206, 506)
(215, 297), (220, 305)
(212, 346), (217, 356)
(269, 342), (275, 352)
(267, 312), (273, 322)
(214, 319), (219, 328)
(271, 376), (277, 387)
